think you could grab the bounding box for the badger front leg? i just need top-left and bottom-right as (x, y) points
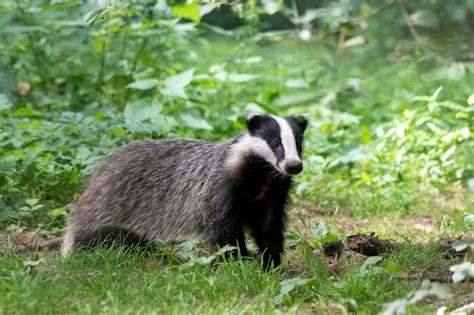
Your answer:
(252, 203), (286, 270)
(210, 220), (248, 258)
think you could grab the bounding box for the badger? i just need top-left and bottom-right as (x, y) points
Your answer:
(62, 113), (308, 268)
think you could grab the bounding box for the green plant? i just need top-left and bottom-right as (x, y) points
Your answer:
(1, 2), (473, 312)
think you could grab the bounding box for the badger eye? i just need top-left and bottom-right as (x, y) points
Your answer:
(271, 140), (281, 149)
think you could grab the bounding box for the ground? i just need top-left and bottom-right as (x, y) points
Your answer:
(1, 201), (472, 314)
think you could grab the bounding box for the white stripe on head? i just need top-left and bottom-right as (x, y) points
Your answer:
(272, 116), (301, 162)
(224, 134), (277, 172)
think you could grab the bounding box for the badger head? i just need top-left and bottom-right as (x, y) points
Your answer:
(226, 113), (309, 176)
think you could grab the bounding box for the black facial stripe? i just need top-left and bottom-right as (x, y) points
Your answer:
(251, 116), (285, 163)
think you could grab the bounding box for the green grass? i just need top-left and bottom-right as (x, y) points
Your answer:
(1, 216), (472, 314)
(1, 248), (279, 314)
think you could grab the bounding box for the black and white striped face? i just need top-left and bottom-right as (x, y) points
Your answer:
(245, 113), (309, 176)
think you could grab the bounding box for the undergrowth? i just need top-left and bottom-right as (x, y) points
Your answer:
(0, 1), (473, 314)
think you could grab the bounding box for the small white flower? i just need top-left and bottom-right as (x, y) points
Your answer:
(299, 29), (311, 42)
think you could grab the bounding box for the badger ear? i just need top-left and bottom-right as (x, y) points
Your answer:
(294, 113), (309, 132)
(246, 113), (267, 133)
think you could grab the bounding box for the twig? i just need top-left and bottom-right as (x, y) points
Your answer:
(336, 28), (346, 55)
(347, 233), (399, 256)
(14, 236), (63, 252)
(121, 38), (149, 110)
(15, 0), (51, 94)
(37, 237), (63, 250)
(396, 0), (450, 64)
(346, 234), (468, 257)
(363, 0), (396, 20)
(97, 37), (107, 107)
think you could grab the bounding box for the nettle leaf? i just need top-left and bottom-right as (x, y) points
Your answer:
(311, 221), (328, 240)
(124, 101), (163, 132)
(0, 70), (17, 94)
(468, 94), (474, 105)
(450, 262), (474, 283)
(263, 0), (281, 15)
(451, 239), (474, 252)
(408, 281), (452, 304)
(383, 261), (404, 275)
(76, 145), (92, 161)
(161, 69), (194, 99)
(0, 93), (12, 110)
(431, 86), (443, 100)
(227, 74), (260, 83)
(50, 207), (66, 218)
(172, 3), (201, 24)
(25, 199), (40, 207)
(126, 79), (157, 90)
(428, 282), (453, 300)
(467, 179), (474, 192)
(23, 259), (44, 268)
(180, 113), (213, 130)
(384, 281), (452, 314)
(410, 10), (439, 30)
(464, 214), (474, 223)
(285, 79), (309, 89)
(216, 245), (237, 256)
(446, 63), (465, 81)
(296, 182), (309, 194)
(199, 3), (217, 17)
(382, 299), (407, 315)
(451, 271), (466, 284)
(274, 277), (309, 304)
(191, 255), (216, 266)
(273, 92), (319, 106)
(362, 256), (383, 269)
(245, 56), (262, 64)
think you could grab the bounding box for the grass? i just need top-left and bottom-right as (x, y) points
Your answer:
(1, 209), (472, 314)
(1, 248), (280, 314)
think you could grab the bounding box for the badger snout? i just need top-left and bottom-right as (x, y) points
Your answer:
(284, 160), (303, 175)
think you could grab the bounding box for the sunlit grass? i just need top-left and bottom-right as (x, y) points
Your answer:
(1, 235), (470, 314)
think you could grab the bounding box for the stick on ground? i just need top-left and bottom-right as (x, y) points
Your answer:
(346, 233), (399, 256)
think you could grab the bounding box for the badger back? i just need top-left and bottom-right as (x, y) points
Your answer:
(70, 140), (233, 242)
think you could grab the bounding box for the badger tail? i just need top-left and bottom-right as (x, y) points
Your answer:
(13, 236), (63, 252)
(37, 236), (63, 250)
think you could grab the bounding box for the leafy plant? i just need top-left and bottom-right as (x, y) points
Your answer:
(449, 262), (474, 283)
(382, 280), (453, 315)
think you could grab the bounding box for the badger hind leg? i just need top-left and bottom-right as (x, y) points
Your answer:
(61, 227), (151, 256)
(61, 228), (76, 257)
(91, 227), (152, 250)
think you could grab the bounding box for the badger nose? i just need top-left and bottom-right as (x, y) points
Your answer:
(285, 160), (303, 175)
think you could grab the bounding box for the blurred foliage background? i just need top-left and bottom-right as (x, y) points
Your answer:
(0, 0), (473, 235)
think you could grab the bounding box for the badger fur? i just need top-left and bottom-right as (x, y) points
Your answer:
(62, 113), (308, 268)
